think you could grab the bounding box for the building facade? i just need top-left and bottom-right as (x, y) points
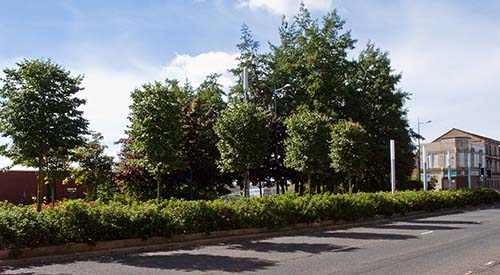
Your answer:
(422, 128), (500, 190)
(0, 170), (84, 204)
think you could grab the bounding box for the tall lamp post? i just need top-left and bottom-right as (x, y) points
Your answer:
(273, 83), (290, 194)
(417, 118), (432, 187)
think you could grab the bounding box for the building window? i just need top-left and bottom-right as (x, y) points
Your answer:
(458, 152), (465, 167)
(433, 154), (439, 168)
(67, 188), (77, 199)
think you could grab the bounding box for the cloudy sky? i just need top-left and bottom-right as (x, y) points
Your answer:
(1, 0), (500, 168)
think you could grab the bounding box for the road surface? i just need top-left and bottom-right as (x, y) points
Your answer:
(2, 205), (500, 275)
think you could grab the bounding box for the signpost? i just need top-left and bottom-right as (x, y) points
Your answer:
(422, 145), (427, 190)
(390, 140), (396, 195)
(447, 151), (452, 190)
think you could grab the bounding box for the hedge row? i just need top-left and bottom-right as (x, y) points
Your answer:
(0, 189), (499, 249)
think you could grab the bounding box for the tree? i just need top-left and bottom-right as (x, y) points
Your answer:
(45, 149), (71, 206)
(284, 107), (331, 195)
(115, 137), (158, 200)
(181, 74), (230, 199)
(214, 102), (271, 197)
(229, 24), (273, 107)
(346, 44), (415, 191)
(0, 59), (88, 211)
(270, 5), (356, 118)
(329, 120), (369, 193)
(126, 80), (185, 201)
(68, 132), (114, 200)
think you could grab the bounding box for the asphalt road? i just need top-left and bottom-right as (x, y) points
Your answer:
(3, 205), (500, 275)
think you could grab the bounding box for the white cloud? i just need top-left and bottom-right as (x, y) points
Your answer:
(76, 66), (159, 158)
(382, 2), (500, 141)
(237, 0), (334, 16)
(161, 51), (239, 90)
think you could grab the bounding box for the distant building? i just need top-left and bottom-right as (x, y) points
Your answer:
(422, 128), (500, 190)
(0, 170), (84, 204)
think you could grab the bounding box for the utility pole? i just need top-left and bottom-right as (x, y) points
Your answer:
(447, 150), (452, 190)
(467, 142), (471, 189)
(422, 145), (427, 190)
(417, 118), (431, 187)
(243, 67), (249, 102)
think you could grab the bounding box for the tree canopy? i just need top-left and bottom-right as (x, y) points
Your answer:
(284, 107), (331, 193)
(0, 59), (88, 210)
(330, 120), (370, 193)
(214, 102), (271, 196)
(126, 80), (185, 200)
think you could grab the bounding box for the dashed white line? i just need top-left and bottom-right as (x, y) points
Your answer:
(420, 231), (434, 235)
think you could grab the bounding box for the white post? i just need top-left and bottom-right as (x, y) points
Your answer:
(447, 151), (452, 190)
(467, 147), (471, 189)
(243, 67), (249, 101)
(390, 140), (396, 194)
(422, 145), (427, 191)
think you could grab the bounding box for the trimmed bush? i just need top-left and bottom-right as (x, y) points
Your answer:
(0, 189), (499, 250)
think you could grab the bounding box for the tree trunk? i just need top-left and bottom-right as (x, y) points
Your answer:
(156, 172), (162, 202)
(276, 180), (280, 195)
(308, 174), (312, 196)
(36, 158), (44, 212)
(51, 178), (56, 207)
(348, 177), (354, 194)
(259, 181), (262, 197)
(188, 166), (193, 200)
(243, 169), (249, 197)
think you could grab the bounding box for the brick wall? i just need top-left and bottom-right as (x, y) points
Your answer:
(0, 170), (85, 204)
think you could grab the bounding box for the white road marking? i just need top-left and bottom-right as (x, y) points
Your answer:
(420, 231), (434, 235)
(331, 246), (354, 252)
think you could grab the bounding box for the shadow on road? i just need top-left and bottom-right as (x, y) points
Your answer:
(408, 219), (480, 225)
(227, 240), (357, 254)
(368, 223), (462, 231)
(314, 231), (417, 240)
(0, 268), (70, 275)
(96, 253), (276, 273)
(1, 253), (276, 274)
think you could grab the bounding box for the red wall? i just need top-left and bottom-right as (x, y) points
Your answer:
(0, 170), (84, 205)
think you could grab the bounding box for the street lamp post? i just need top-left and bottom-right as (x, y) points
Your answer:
(417, 118), (432, 188)
(273, 83), (290, 194)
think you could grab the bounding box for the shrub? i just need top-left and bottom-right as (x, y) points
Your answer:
(0, 189), (499, 250)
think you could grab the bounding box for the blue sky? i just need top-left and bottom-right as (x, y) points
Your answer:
(1, 0), (500, 167)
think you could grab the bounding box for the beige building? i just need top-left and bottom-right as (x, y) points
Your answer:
(422, 128), (500, 190)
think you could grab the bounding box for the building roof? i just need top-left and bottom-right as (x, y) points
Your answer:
(433, 128), (500, 144)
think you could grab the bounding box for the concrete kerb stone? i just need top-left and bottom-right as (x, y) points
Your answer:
(0, 203), (495, 267)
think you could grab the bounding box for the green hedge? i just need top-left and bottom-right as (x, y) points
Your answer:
(0, 189), (499, 250)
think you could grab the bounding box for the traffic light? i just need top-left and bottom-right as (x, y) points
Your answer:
(487, 169), (492, 179)
(480, 168), (485, 177)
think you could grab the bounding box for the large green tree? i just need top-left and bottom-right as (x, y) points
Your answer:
(233, 5), (415, 192)
(0, 59), (88, 211)
(214, 102), (271, 197)
(284, 107), (331, 194)
(346, 44), (416, 190)
(270, 5), (356, 118)
(181, 74), (230, 199)
(126, 80), (185, 201)
(329, 120), (369, 193)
